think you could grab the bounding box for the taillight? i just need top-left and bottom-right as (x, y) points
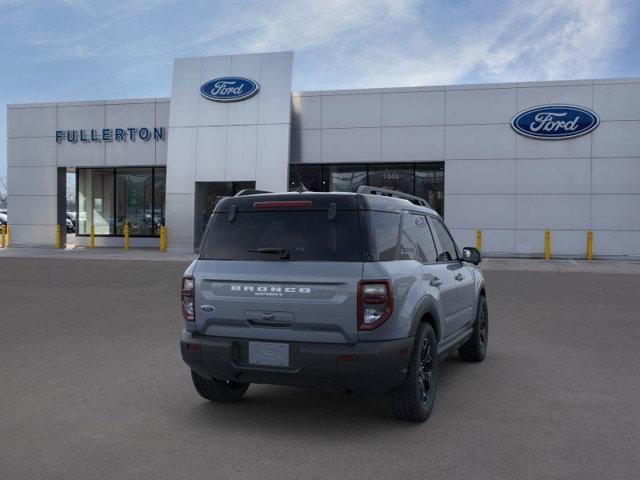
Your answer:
(181, 276), (195, 321)
(357, 280), (393, 330)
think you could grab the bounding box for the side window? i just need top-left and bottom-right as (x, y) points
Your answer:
(412, 214), (438, 263)
(429, 218), (459, 262)
(398, 212), (416, 260)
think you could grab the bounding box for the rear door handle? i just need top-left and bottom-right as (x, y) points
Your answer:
(429, 277), (443, 287)
(455, 273), (465, 281)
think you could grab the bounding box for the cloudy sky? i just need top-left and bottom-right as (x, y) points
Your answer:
(1, 0), (639, 189)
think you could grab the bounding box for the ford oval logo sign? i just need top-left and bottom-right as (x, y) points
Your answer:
(200, 77), (260, 102)
(511, 105), (599, 140)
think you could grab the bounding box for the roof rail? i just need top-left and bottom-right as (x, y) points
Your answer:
(356, 185), (431, 208)
(234, 189), (272, 197)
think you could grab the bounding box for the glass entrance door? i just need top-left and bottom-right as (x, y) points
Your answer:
(194, 181), (255, 250)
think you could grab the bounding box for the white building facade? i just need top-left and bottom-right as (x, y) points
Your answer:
(6, 51), (640, 257)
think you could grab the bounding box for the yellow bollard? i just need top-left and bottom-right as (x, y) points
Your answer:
(1, 224), (6, 248)
(55, 225), (62, 249)
(587, 230), (593, 261)
(544, 230), (551, 260)
(160, 226), (167, 252)
(475, 229), (482, 253)
(124, 224), (129, 251)
(6, 224), (10, 246)
(90, 224), (95, 249)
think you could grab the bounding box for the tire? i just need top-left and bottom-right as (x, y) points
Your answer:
(191, 370), (249, 402)
(458, 295), (488, 362)
(387, 323), (438, 422)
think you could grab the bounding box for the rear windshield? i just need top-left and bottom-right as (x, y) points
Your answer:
(200, 210), (364, 261)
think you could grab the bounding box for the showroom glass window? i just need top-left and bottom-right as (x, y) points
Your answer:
(288, 162), (445, 217)
(77, 169), (115, 235)
(77, 167), (166, 237)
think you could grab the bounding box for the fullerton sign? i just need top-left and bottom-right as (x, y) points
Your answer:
(55, 127), (165, 143)
(510, 105), (599, 140)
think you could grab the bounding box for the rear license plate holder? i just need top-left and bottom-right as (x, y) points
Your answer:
(248, 341), (290, 367)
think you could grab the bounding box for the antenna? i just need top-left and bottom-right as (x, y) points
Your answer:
(293, 163), (308, 193)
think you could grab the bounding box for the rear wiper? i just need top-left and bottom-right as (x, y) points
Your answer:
(248, 247), (290, 259)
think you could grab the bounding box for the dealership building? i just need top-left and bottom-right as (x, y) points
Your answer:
(6, 51), (640, 257)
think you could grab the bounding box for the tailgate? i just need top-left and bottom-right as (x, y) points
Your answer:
(194, 260), (363, 344)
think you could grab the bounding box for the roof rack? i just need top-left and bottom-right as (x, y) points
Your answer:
(234, 189), (272, 197)
(356, 185), (431, 208)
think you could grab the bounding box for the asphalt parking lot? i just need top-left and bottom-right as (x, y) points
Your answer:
(1, 257), (639, 479)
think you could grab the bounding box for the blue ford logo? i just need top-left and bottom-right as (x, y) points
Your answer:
(200, 77), (260, 102)
(511, 105), (599, 140)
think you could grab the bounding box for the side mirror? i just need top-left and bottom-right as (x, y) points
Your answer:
(462, 247), (481, 265)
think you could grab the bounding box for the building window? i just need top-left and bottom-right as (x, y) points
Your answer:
(288, 162), (445, 217)
(77, 167), (165, 237)
(368, 164), (414, 193)
(77, 169), (115, 235)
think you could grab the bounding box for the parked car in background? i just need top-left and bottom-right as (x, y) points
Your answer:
(0, 211), (7, 226)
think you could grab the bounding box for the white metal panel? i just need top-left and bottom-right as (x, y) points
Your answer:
(57, 141), (105, 167)
(227, 54), (261, 126)
(516, 133), (591, 159)
(7, 166), (58, 196)
(516, 194), (590, 230)
(444, 194), (515, 229)
(592, 157), (640, 193)
(166, 128), (196, 194)
(450, 228), (516, 255)
(6, 194), (57, 225)
(445, 159), (515, 194)
(58, 104), (105, 132)
(446, 88), (516, 125)
(165, 192), (195, 249)
(516, 158), (590, 194)
(593, 82), (640, 121)
(292, 95), (321, 130)
(322, 128), (381, 163)
(2, 224), (56, 246)
(198, 55), (232, 127)
(591, 195), (640, 230)
(592, 121), (640, 157)
(516, 85), (592, 111)
(290, 129), (321, 163)
(445, 124), (515, 159)
(515, 229), (586, 256)
(381, 91), (445, 127)
(381, 126), (444, 161)
(7, 137), (57, 167)
(258, 51), (294, 125)
(155, 101), (170, 165)
(170, 57), (202, 127)
(322, 94), (381, 128)
(106, 102), (155, 128)
(256, 124), (290, 192)
(195, 126), (226, 181)
(7, 106), (57, 138)
(226, 125), (257, 180)
(592, 231), (640, 256)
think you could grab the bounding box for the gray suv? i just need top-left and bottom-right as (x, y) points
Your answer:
(180, 186), (488, 422)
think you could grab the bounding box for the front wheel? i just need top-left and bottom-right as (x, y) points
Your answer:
(458, 295), (488, 362)
(387, 323), (438, 422)
(191, 370), (249, 402)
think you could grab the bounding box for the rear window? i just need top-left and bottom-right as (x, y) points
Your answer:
(200, 210), (363, 261)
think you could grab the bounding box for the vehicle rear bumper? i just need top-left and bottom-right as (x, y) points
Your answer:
(181, 330), (414, 394)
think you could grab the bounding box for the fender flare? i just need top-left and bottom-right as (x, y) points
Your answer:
(409, 295), (443, 341)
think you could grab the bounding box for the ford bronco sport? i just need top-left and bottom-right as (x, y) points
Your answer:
(180, 186), (487, 422)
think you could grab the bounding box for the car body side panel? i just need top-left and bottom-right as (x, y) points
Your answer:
(359, 260), (424, 341)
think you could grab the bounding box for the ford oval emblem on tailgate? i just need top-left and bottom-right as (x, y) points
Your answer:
(200, 305), (215, 312)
